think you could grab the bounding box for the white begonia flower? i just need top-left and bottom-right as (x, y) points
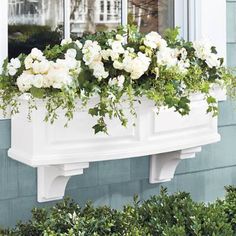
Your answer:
(113, 60), (124, 70)
(110, 52), (120, 61)
(10, 58), (21, 69)
(75, 40), (83, 49)
(82, 40), (102, 65)
(61, 38), (72, 46)
(156, 47), (178, 68)
(111, 41), (125, 54)
(24, 55), (33, 70)
(116, 34), (125, 42)
(30, 48), (44, 61)
(144, 31), (167, 50)
(33, 74), (44, 88)
(7, 66), (17, 76)
(123, 52), (151, 80)
(109, 75), (125, 88)
(65, 49), (77, 59)
(192, 40), (212, 60)
(32, 60), (50, 74)
(90, 61), (109, 80)
(101, 50), (111, 60)
(16, 71), (34, 92)
(205, 53), (220, 68)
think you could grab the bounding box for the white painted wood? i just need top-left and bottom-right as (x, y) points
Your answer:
(0, 0), (8, 69)
(194, 0), (227, 58)
(64, 0), (71, 39)
(7, 89), (225, 202)
(149, 147), (201, 183)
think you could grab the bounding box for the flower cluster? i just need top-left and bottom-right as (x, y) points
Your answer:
(0, 26), (232, 133)
(15, 48), (81, 92)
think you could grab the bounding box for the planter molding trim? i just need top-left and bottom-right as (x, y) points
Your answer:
(5, 88), (226, 202)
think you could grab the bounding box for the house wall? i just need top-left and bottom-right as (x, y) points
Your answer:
(0, 0), (236, 228)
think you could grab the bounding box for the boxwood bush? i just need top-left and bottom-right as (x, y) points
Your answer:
(1, 186), (236, 235)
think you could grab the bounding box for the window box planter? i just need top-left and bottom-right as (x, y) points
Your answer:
(7, 87), (226, 202)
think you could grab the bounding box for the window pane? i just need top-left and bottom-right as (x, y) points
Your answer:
(8, 0), (64, 59)
(70, 0), (121, 37)
(128, 0), (174, 35)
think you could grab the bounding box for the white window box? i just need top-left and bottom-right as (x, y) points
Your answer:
(7, 87), (226, 202)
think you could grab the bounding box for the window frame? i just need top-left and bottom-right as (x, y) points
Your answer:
(0, 0), (226, 66)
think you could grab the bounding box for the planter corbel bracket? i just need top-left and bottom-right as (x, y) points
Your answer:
(37, 162), (89, 202)
(149, 147), (202, 183)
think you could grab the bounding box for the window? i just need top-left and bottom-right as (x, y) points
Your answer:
(1, 0), (226, 63)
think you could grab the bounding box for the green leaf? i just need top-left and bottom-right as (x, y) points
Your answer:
(30, 87), (45, 99)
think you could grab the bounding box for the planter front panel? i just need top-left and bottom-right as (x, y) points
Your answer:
(9, 95), (219, 167)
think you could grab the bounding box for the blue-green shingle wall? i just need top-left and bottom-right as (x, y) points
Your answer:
(1, 0), (236, 227)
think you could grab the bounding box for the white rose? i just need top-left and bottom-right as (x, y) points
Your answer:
(113, 60), (124, 70)
(33, 74), (44, 88)
(144, 31), (162, 49)
(192, 40), (212, 60)
(61, 38), (72, 46)
(30, 48), (44, 61)
(65, 49), (77, 59)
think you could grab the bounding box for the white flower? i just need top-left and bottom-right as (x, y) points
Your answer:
(111, 41), (125, 54)
(16, 71), (33, 92)
(113, 60), (124, 70)
(90, 61), (109, 79)
(156, 47), (178, 68)
(144, 32), (167, 49)
(205, 53), (220, 68)
(116, 34), (125, 42)
(65, 49), (77, 59)
(82, 40), (102, 65)
(30, 48), (44, 61)
(192, 40), (212, 60)
(7, 66), (17, 76)
(31, 60), (50, 74)
(75, 40), (83, 49)
(10, 58), (21, 69)
(61, 38), (72, 46)
(33, 74), (44, 88)
(101, 50), (111, 60)
(109, 75), (125, 88)
(24, 56), (33, 69)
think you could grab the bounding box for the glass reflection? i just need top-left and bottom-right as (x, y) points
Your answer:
(8, 0), (64, 58)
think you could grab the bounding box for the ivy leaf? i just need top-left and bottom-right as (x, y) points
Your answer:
(30, 87), (45, 99)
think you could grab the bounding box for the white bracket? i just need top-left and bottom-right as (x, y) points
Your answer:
(37, 162), (89, 202)
(149, 147), (202, 183)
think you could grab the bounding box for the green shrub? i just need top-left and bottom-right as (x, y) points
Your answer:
(8, 25), (62, 59)
(1, 187), (236, 235)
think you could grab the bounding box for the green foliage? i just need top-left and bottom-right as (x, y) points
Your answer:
(2, 187), (236, 235)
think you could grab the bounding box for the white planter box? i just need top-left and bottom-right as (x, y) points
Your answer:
(7, 87), (226, 202)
